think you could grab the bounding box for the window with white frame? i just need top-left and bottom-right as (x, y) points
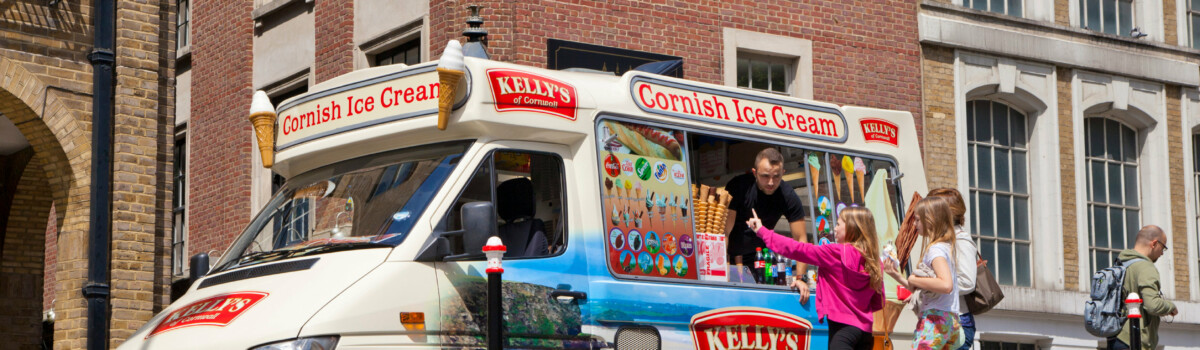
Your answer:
(736, 53), (791, 95)
(967, 100), (1032, 287)
(177, 0), (190, 51)
(1189, 0), (1199, 49)
(172, 132), (187, 276)
(1085, 117), (1140, 272)
(1078, 0), (1134, 36)
(981, 340), (1037, 350)
(965, 0), (1023, 17)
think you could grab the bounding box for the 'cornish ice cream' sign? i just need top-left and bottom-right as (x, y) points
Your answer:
(631, 76), (847, 143)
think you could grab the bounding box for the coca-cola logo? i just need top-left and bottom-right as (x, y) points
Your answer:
(603, 154), (620, 177)
(690, 307), (812, 350)
(148, 292), (268, 338)
(487, 68), (578, 120)
(860, 118), (899, 146)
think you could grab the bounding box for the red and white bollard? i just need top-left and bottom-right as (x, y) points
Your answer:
(483, 237), (506, 350)
(1126, 292), (1142, 350)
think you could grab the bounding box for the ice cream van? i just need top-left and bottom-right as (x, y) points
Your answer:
(118, 41), (927, 350)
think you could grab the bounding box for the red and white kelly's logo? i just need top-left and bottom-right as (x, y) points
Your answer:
(690, 307), (812, 350)
(147, 292), (268, 338)
(860, 118), (899, 146)
(487, 68), (577, 120)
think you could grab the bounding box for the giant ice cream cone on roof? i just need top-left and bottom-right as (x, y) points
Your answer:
(248, 90), (277, 168)
(437, 40), (466, 130)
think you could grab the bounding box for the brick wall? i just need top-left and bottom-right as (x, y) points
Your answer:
(920, 44), (957, 189)
(428, 0), (924, 135)
(1055, 0), (1071, 26)
(314, 0), (355, 83)
(0, 0), (175, 347)
(1166, 85), (1191, 298)
(1, 158), (52, 350)
(107, 0), (177, 345)
(188, 0), (255, 262)
(1058, 67), (1079, 290)
(43, 203), (56, 312)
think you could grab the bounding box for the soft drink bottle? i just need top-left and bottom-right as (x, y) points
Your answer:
(776, 258), (787, 285)
(764, 248), (774, 284)
(784, 258), (794, 285)
(754, 247), (764, 284)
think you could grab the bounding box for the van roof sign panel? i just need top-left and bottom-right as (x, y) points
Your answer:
(630, 76), (848, 143)
(275, 65), (466, 151)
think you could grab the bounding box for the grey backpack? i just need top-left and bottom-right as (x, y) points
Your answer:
(1084, 258), (1144, 337)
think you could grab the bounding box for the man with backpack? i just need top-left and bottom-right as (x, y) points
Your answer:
(1108, 225), (1178, 350)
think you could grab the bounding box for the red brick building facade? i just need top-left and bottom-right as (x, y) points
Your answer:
(181, 0), (925, 267)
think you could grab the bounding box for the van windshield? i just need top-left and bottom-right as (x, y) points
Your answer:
(214, 141), (471, 271)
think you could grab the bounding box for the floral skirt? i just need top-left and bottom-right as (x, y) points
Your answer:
(913, 309), (961, 350)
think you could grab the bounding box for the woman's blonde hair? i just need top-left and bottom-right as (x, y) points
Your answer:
(839, 207), (883, 292)
(915, 196), (956, 258)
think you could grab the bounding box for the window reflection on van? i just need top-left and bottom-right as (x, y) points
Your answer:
(214, 141), (471, 271)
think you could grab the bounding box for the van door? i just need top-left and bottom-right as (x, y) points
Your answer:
(431, 141), (599, 349)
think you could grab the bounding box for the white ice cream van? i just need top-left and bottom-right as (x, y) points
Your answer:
(119, 45), (927, 349)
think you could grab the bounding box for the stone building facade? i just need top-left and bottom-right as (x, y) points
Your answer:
(919, 0), (1200, 348)
(0, 0), (177, 349)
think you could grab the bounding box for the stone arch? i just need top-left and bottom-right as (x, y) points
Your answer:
(0, 56), (89, 349)
(965, 84), (1048, 119)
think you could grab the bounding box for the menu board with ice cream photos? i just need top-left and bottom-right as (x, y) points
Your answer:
(598, 120), (697, 280)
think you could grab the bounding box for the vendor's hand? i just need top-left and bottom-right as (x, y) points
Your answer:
(791, 279), (810, 305)
(1170, 308), (1179, 316)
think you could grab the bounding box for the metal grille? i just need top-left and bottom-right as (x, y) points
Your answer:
(614, 326), (660, 350)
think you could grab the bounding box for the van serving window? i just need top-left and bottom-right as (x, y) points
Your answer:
(596, 117), (904, 289)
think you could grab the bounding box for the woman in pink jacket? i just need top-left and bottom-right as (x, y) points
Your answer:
(747, 207), (884, 350)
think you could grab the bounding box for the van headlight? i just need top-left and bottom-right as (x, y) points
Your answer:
(250, 336), (339, 350)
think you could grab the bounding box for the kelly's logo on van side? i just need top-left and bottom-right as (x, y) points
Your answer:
(147, 292), (268, 338)
(860, 118), (899, 146)
(690, 307), (812, 350)
(487, 68), (578, 120)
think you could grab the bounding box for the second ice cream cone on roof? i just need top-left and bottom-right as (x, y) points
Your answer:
(437, 40), (466, 130)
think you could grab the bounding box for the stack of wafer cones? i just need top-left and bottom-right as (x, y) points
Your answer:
(691, 184), (732, 234)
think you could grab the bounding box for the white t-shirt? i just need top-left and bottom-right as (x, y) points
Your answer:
(919, 242), (959, 314)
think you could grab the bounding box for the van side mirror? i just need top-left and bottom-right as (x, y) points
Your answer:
(461, 201), (497, 254)
(189, 253), (210, 281)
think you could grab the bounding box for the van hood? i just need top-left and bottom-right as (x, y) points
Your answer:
(117, 248), (392, 350)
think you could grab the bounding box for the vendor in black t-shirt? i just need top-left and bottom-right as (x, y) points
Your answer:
(724, 147), (809, 302)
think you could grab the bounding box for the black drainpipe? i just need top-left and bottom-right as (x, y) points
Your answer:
(84, 0), (115, 347)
